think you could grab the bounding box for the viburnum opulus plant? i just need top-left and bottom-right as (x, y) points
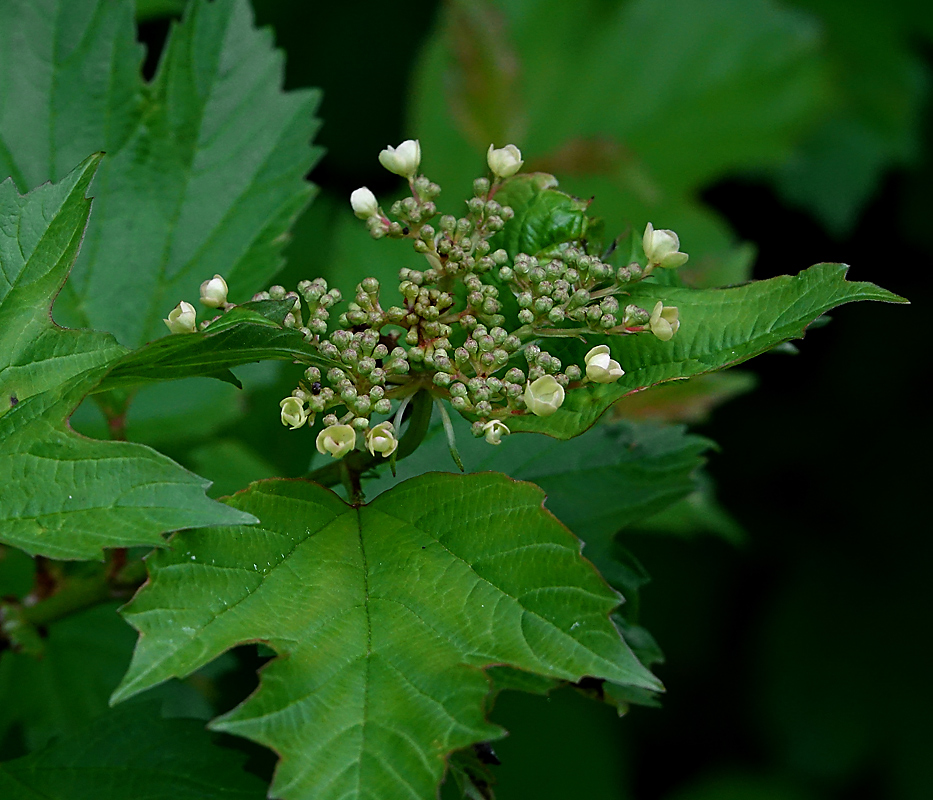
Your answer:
(161, 140), (694, 484)
(0, 2), (907, 800)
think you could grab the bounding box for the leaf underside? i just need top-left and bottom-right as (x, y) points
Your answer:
(115, 473), (658, 800)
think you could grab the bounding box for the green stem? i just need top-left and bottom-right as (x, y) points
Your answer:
(393, 389), (434, 461)
(435, 399), (465, 472)
(22, 558), (147, 628)
(0, 558), (147, 652)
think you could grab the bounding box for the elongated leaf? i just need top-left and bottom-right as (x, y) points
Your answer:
(506, 263), (906, 438)
(0, 702), (267, 799)
(0, 160), (253, 559)
(0, 0), (321, 347)
(97, 300), (338, 392)
(115, 474), (658, 800)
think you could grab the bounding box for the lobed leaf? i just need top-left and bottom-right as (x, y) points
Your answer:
(0, 0), (321, 347)
(366, 414), (713, 587)
(0, 159), (253, 560)
(0, 155), (123, 410)
(115, 473), (658, 800)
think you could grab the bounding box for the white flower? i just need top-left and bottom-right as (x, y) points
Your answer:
(316, 424), (357, 459)
(199, 274), (228, 308)
(378, 139), (421, 180)
(163, 301), (197, 334)
(643, 223), (689, 269)
(487, 144), (523, 179)
(350, 187), (379, 219)
(279, 396), (308, 430)
(584, 345), (625, 383)
(365, 421), (398, 457)
(648, 301), (680, 342)
(482, 419), (510, 445)
(524, 375), (565, 417)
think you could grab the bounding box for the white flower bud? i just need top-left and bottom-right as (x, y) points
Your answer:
(163, 301), (197, 334)
(482, 419), (510, 445)
(648, 301), (680, 342)
(316, 424), (357, 459)
(487, 144), (523, 179)
(523, 375), (565, 417)
(583, 345), (625, 383)
(279, 396), (308, 430)
(365, 421), (398, 457)
(378, 139), (421, 180)
(350, 187), (379, 219)
(199, 274), (229, 308)
(643, 223), (689, 269)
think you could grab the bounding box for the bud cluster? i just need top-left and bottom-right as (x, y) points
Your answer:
(162, 140), (689, 460)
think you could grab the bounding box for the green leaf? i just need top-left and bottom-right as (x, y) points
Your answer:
(507, 263), (907, 439)
(0, 604), (136, 753)
(0, 366), (253, 559)
(0, 0), (321, 347)
(0, 155), (123, 410)
(0, 160), (254, 560)
(136, 0), (188, 22)
(97, 300), (338, 392)
(366, 414), (711, 588)
(491, 173), (591, 259)
(0, 702), (268, 799)
(115, 474), (658, 800)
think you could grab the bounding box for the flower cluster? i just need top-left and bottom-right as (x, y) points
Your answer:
(163, 140), (689, 461)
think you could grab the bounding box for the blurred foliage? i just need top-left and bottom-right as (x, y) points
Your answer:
(2, 0), (929, 798)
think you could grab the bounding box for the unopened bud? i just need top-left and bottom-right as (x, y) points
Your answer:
(351, 187), (379, 219)
(487, 143), (524, 179)
(164, 301), (197, 334)
(199, 275), (228, 308)
(378, 139), (421, 180)
(584, 345), (625, 383)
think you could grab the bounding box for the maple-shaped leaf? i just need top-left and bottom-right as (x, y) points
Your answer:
(0, 157), (253, 559)
(0, 0), (321, 347)
(114, 473), (659, 800)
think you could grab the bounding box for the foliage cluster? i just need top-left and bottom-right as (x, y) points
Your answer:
(0, 1), (921, 799)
